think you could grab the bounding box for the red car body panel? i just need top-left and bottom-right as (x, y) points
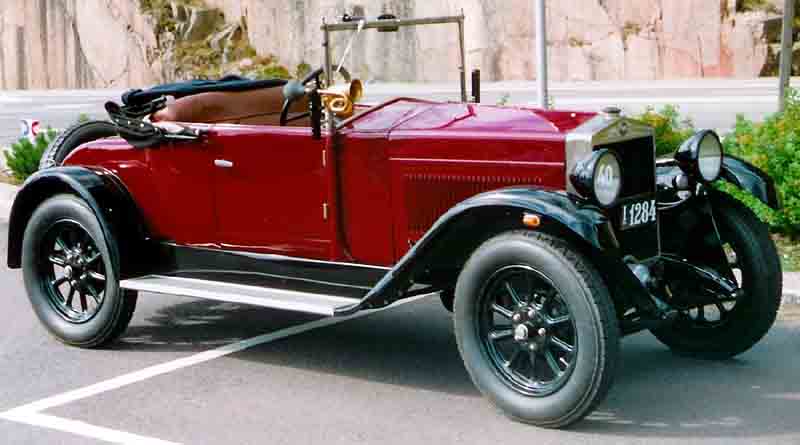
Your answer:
(63, 99), (596, 266)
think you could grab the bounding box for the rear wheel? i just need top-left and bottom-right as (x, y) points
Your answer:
(22, 194), (136, 348)
(454, 231), (619, 428)
(651, 194), (781, 359)
(40, 120), (117, 169)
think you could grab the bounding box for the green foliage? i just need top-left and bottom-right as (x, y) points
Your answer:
(723, 88), (800, 237)
(736, 0), (780, 13)
(633, 105), (696, 156)
(4, 129), (57, 182)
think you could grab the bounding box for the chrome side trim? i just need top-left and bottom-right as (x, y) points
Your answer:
(121, 275), (360, 316)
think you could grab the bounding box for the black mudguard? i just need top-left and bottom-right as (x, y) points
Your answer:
(338, 186), (645, 315)
(659, 155), (780, 210)
(7, 167), (148, 276)
(720, 155), (781, 209)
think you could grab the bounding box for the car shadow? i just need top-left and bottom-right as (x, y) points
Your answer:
(114, 295), (800, 439)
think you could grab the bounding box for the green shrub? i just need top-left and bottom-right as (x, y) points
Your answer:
(4, 129), (58, 182)
(723, 88), (800, 237)
(633, 105), (696, 157)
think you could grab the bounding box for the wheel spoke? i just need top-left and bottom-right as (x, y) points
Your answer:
(55, 236), (70, 254)
(51, 276), (69, 287)
(489, 328), (514, 342)
(544, 350), (563, 376)
(504, 349), (523, 369)
(85, 252), (102, 266)
(492, 303), (513, 320)
(505, 282), (523, 306)
(88, 270), (106, 282)
(547, 314), (571, 325)
(85, 284), (101, 305)
(48, 255), (67, 267)
(550, 336), (575, 353)
(65, 286), (76, 306)
(528, 350), (538, 371)
(79, 291), (88, 311)
(696, 305), (706, 321)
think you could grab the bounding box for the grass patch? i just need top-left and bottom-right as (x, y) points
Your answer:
(775, 234), (800, 272)
(0, 170), (22, 186)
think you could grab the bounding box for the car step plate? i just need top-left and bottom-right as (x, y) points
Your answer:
(120, 275), (362, 316)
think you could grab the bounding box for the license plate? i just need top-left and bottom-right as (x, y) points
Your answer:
(620, 199), (657, 230)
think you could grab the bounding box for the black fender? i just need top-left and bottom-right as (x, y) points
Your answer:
(720, 155), (781, 209)
(337, 186), (627, 315)
(7, 166), (148, 277)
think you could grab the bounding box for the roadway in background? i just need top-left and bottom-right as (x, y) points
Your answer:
(0, 78), (797, 146)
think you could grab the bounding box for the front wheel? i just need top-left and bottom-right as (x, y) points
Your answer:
(22, 194), (137, 348)
(454, 231), (619, 428)
(651, 194), (782, 359)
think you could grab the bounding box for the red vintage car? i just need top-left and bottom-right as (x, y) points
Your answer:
(7, 14), (783, 428)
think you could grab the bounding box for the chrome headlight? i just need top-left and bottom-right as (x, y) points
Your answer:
(675, 130), (723, 182)
(570, 149), (623, 207)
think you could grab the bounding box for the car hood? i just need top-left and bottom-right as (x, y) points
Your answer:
(348, 98), (596, 136)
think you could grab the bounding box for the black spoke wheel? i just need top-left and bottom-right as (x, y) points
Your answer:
(22, 194), (137, 348)
(651, 193), (782, 359)
(454, 231), (619, 428)
(478, 266), (577, 397)
(38, 220), (108, 323)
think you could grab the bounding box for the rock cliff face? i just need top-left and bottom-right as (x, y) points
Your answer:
(0, 0), (783, 89)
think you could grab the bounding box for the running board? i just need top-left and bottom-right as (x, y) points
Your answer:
(119, 275), (362, 316)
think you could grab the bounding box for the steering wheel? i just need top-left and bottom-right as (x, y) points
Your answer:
(280, 68), (324, 126)
(280, 66), (353, 126)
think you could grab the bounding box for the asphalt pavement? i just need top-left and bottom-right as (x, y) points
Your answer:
(1, 199), (800, 444)
(1, 78), (798, 146)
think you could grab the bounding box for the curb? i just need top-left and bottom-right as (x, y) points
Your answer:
(783, 289), (800, 306)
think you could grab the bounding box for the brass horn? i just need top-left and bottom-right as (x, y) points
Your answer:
(319, 79), (363, 118)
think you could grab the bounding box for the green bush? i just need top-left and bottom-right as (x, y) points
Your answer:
(4, 129), (58, 182)
(633, 105), (696, 157)
(723, 88), (800, 237)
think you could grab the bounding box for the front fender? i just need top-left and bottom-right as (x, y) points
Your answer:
(720, 155), (780, 209)
(336, 187), (619, 315)
(7, 167), (147, 275)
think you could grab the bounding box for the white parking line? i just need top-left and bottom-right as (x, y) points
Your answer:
(0, 294), (431, 444)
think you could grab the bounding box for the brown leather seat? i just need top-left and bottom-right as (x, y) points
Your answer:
(150, 86), (310, 127)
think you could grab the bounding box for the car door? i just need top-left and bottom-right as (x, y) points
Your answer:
(208, 124), (331, 259)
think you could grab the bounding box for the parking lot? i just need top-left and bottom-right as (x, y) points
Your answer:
(1, 219), (799, 445)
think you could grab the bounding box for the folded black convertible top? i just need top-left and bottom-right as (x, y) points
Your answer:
(122, 76), (287, 107)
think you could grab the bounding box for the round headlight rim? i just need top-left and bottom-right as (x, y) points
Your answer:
(591, 149), (623, 208)
(697, 131), (723, 182)
(675, 129), (724, 183)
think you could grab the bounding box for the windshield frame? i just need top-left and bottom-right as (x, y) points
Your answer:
(320, 14), (468, 103)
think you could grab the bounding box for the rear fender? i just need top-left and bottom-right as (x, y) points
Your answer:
(337, 187), (647, 315)
(7, 167), (148, 276)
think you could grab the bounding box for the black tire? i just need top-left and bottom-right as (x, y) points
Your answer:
(439, 288), (454, 312)
(454, 231), (619, 428)
(22, 194), (137, 348)
(40, 120), (118, 169)
(651, 194), (782, 359)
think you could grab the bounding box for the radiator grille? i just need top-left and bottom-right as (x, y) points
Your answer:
(596, 135), (660, 259)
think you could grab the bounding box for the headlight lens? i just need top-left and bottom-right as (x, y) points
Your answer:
(570, 149), (623, 207)
(675, 130), (723, 182)
(593, 151), (623, 206)
(698, 132), (723, 181)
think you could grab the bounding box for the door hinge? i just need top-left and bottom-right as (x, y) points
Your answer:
(322, 149), (327, 167)
(323, 202), (328, 220)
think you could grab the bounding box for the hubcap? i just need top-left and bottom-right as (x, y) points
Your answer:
(478, 265), (578, 397)
(38, 220), (107, 323)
